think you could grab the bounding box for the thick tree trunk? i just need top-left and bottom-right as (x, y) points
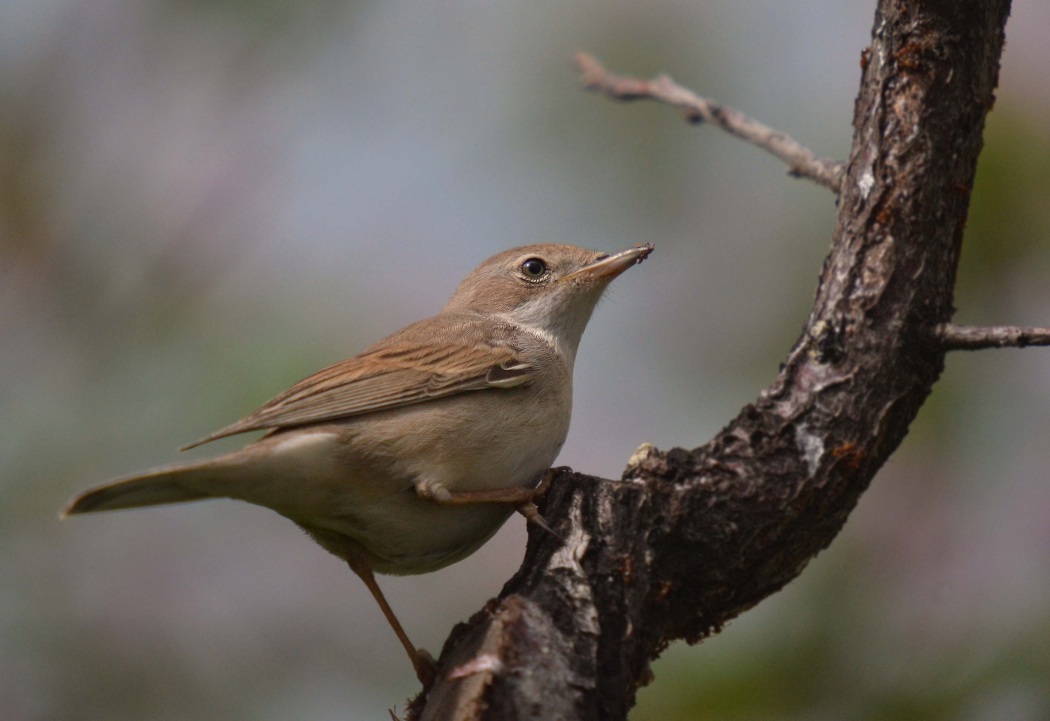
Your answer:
(410, 1), (1013, 718)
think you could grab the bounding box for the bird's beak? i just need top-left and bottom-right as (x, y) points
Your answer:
(561, 243), (654, 284)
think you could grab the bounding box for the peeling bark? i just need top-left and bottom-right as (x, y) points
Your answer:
(409, 1), (1013, 718)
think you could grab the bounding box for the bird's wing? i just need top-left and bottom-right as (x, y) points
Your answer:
(181, 318), (536, 449)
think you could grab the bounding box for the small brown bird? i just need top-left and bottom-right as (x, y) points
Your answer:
(62, 242), (652, 684)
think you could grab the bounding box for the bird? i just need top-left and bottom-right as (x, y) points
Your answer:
(62, 242), (653, 685)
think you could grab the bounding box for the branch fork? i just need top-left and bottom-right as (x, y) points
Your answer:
(411, 6), (1023, 717)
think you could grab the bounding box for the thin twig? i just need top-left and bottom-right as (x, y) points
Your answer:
(574, 53), (845, 192)
(935, 324), (1050, 350)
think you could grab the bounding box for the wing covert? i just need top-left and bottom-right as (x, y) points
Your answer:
(180, 319), (536, 450)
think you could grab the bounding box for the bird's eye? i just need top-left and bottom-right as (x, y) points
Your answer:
(520, 257), (548, 279)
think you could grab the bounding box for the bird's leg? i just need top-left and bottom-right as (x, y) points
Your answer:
(415, 469), (559, 538)
(345, 553), (436, 687)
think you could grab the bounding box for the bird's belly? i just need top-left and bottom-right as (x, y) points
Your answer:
(248, 390), (570, 574)
(311, 494), (516, 575)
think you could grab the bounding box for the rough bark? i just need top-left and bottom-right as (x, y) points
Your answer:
(408, 1), (1013, 718)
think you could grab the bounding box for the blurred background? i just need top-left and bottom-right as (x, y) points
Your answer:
(2, 1), (1048, 719)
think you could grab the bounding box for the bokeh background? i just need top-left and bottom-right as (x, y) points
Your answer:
(3, 2), (1049, 719)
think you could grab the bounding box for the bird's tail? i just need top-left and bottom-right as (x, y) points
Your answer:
(61, 459), (238, 517)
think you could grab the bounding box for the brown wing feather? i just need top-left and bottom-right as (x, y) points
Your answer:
(181, 317), (535, 450)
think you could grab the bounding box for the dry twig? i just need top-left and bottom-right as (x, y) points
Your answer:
(936, 324), (1050, 350)
(574, 52), (845, 192)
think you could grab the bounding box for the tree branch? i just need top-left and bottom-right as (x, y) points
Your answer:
(936, 323), (1050, 350)
(574, 52), (845, 192)
(409, 2), (1014, 719)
